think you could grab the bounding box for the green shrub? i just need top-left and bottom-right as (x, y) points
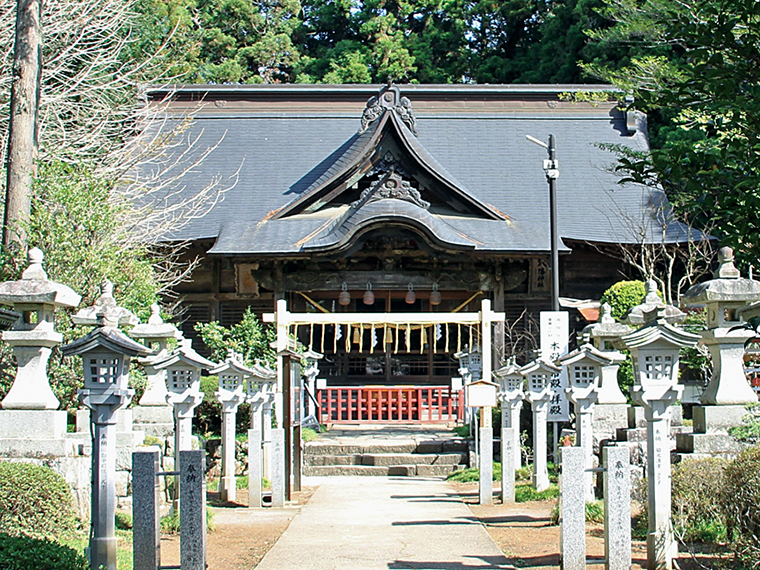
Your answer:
(0, 462), (79, 539)
(0, 533), (89, 570)
(722, 446), (760, 566)
(600, 280), (647, 322)
(672, 458), (728, 543)
(515, 466), (532, 481)
(302, 428), (320, 442)
(549, 501), (604, 526)
(160, 508), (216, 535)
(728, 403), (760, 444)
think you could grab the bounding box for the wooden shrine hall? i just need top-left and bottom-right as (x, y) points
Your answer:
(141, 82), (696, 423)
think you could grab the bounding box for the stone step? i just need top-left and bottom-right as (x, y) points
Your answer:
(305, 439), (467, 456)
(304, 452), (468, 467)
(304, 463), (465, 477)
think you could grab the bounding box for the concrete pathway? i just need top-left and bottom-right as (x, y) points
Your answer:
(254, 476), (514, 570)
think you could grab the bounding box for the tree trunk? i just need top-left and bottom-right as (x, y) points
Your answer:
(3, 0), (43, 250)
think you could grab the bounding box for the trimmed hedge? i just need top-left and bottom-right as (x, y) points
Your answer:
(0, 533), (89, 570)
(723, 446), (760, 566)
(0, 461), (78, 539)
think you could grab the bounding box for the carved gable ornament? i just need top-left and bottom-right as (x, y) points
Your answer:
(360, 81), (418, 136)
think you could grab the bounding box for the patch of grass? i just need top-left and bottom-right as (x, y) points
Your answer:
(207, 475), (270, 491)
(585, 501), (605, 524)
(446, 463), (502, 483)
(302, 428), (320, 442)
(452, 425), (470, 438)
(115, 512), (132, 530)
(515, 482), (559, 502)
(61, 530), (133, 570)
(515, 466), (532, 481)
(160, 508), (216, 535)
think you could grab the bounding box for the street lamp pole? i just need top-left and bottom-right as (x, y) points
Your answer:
(526, 134), (560, 311)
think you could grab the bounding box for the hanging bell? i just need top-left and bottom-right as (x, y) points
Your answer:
(338, 282), (351, 306)
(405, 283), (416, 304)
(363, 283), (375, 305)
(430, 283), (441, 306)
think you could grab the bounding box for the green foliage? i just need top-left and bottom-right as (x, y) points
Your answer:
(0, 462), (79, 540)
(587, 0), (760, 267)
(515, 482), (559, 502)
(115, 512), (133, 531)
(672, 458), (728, 543)
(514, 466), (532, 481)
(160, 508), (216, 535)
(600, 280), (647, 321)
(728, 403), (760, 444)
(452, 425), (470, 438)
(0, 533), (89, 570)
(0, 161), (163, 410)
(549, 500), (605, 526)
(722, 446), (760, 565)
(194, 375), (252, 437)
(195, 308), (275, 367)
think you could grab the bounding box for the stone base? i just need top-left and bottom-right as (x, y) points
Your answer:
(676, 432), (749, 455)
(627, 405), (683, 428)
(132, 405), (174, 438)
(692, 405), (750, 434)
(0, 409), (68, 439)
(593, 404), (628, 444)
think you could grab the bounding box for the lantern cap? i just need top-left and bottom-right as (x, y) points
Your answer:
(556, 343), (613, 367)
(71, 279), (139, 327)
(738, 300), (760, 321)
(492, 356), (521, 378)
(624, 280), (685, 326)
(129, 304), (181, 340)
(582, 303), (633, 339)
(621, 319), (700, 350)
(153, 337), (218, 371)
(519, 358), (561, 376)
(0, 248), (81, 308)
(682, 248), (760, 305)
(61, 326), (151, 358)
(210, 350), (257, 376)
(249, 359), (276, 380)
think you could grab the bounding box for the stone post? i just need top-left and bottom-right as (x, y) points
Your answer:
(501, 426), (515, 503)
(603, 446), (631, 570)
(622, 280), (700, 570)
(132, 448), (161, 570)
(270, 428), (286, 507)
(559, 446), (585, 570)
(245, 360), (275, 508)
(493, 357), (525, 469)
(62, 312), (150, 570)
(248, 427), (263, 508)
(179, 449), (207, 570)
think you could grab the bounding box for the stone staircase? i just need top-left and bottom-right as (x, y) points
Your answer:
(304, 426), (469, 477)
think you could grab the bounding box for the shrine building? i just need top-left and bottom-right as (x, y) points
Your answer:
(140, 82), (694, 415)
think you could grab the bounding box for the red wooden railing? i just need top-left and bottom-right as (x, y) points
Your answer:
(317, 386), (464, 424)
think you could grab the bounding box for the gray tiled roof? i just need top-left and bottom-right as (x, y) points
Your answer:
(141, 84), (700, 255)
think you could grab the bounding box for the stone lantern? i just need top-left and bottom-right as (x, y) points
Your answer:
(682, 246), (760, 410)
(521, 358), (561, 491)
(153, 337), (216, 492)
(209, 351), (249, 503)
(582, 302), (632, 405)
(556, 344), (612, 502)
(0, 248), (80, 410)
(493, 357), (524, 468)
(62, 313), (150, 570)
(244, 359), (276, 508)
(621, 281), (700, 570)
(455, 345), (482, 425)
(128, 304), (181, 436)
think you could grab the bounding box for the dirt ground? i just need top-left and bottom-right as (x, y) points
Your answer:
(158, 481), (733, 570)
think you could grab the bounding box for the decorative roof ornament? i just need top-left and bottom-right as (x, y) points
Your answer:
(351, 169), (430, 210)
(359, 80), (418, 136)
(624, 279), (685, 326)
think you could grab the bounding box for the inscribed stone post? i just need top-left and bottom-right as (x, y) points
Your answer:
(248, 428), (263, 508)
(271, 428), (286, 507)
(180, 450), (207, 570)
(603, 446), (631, 570)
(501, 426), (515, 503)
(479, 425), (493, 505)
(132, 449), (160, 570)
(560, 446), (586, 570)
